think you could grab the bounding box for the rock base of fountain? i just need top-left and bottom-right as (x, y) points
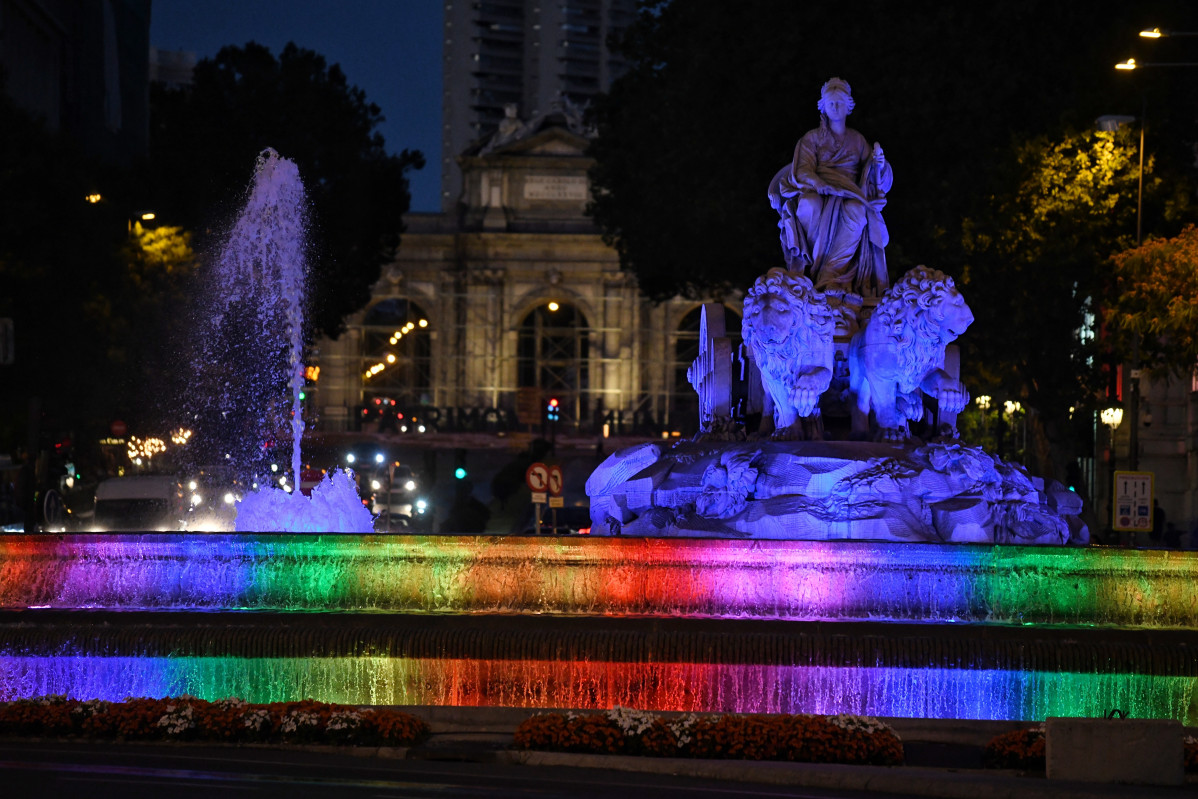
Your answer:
(587, 439), (1087, 544)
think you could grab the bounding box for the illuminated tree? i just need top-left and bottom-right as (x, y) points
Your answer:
(1107, 225), (1198, 379)
(959, 126), (1180, 481)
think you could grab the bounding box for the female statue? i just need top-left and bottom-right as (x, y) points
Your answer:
(768, 78), (893, 296)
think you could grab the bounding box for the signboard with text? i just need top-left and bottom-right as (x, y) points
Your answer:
(1113, 471), (1153, 533)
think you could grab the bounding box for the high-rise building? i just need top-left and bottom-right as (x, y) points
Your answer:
(0, 0), (151, 167)
(441, 0), (635, 212)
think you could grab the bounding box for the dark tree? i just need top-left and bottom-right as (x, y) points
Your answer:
(149, 42), (424, 341)
(0, 87), (131, 453)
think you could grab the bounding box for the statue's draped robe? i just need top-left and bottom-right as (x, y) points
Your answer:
(770, 126), (893, 296)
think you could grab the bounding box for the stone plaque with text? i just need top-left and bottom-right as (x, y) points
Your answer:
(524, 175), (587, 201)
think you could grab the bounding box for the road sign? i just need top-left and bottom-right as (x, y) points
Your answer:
(531, 492), (547, 504)
(1113, 470), (1153, 532)
(525, 462), (549, 492)
(548, 495), (564, 508)
(110, 420), (127, 437)
(547, 465), (563, 497)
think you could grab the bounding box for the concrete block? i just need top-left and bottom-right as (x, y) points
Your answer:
(1045, 717), (1183, 785)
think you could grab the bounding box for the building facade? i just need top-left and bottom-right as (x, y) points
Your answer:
(313, 108), (741, 439)
(440, 0), (634, 211)
(0, 0), (150, 167)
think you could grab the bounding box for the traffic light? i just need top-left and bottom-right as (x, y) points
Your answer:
(454, 448), (467, 479)
(546, 398), (560, 422)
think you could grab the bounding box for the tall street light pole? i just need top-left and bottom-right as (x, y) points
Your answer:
(1113, 39), (1198, 471)
(1138, 28), (1198, 39)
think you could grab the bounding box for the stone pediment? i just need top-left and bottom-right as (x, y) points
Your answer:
(485, 127), (590, 159)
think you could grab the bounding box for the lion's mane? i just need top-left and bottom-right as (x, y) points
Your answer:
(865, 266), (959, 393)
(742, 269), (834, 366)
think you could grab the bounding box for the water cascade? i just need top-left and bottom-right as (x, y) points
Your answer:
(186, 149), (371, 533)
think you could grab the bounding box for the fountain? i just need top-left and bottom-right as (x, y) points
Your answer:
(1, 101), (1196, 724)
(184, 148), (372, 533)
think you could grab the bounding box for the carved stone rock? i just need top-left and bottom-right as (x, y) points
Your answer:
(587, 439), (1087, 545)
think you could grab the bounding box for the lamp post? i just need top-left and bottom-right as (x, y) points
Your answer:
(1112, 45), (1198, 470)
(974, 394), (992, 451)
(1100, 405), (1124, 542)
(1137, 28), (1198, 39)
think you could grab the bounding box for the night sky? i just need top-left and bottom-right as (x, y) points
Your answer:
(150, 0), (443, 211)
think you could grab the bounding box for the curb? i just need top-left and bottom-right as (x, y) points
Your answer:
(505, 750), (1191, 799)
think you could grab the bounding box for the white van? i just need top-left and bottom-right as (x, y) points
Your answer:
(93, 476), (184, 532)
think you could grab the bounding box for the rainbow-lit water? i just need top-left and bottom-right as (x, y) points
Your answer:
(1, 535), (1195, 627)
(2, 534), (1195, 723)
(3, 657), (1192, 723)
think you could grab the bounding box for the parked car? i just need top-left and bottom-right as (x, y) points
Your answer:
(92, 476), (185, 532)
(366, 464), (427, 519)
(179, 467), (248, 531)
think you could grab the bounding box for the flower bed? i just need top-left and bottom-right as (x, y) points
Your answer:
(514, 707), (903, 765)
(0, 696), (428, 747)
(985, 726), (1198, 773)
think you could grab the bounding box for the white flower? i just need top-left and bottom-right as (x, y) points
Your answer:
(826, 714), (897, 737)
(156, 703), (196, 736)
(326, 710), (362, 732)
(241, 708), (272, 732)
(666, 713), (699, 748)
(605, 706), (657, 736)
(71, 699), (110, 718)
(215, 698), (248, 712)
(280, 710), (321, 734)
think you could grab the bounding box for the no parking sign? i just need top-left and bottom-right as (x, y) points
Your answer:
(1113, 471), (1153, 532)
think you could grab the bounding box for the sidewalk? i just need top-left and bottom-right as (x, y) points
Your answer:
(406, 706), (1197, 799)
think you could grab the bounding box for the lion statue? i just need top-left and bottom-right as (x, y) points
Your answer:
(742, 268), (835, 439)
(848, 265), (973, 441)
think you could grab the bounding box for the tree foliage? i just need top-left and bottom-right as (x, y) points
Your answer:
(149, 42), (424, 340)
(1108, 225), (1198, 379)
(0, 88), (131, 450)
(959, 128), (1150, 478)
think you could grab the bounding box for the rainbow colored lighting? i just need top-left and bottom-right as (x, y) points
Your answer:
(1, 535), (1196, 627)
(1, 656), (1192, 724)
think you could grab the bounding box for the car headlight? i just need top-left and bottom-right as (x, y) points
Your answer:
(404, 480), (416, 491)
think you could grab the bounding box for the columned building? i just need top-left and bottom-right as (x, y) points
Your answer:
(314, 108), (741, 438)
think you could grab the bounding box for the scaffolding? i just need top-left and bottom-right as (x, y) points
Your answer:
(311, 282), (743, 437)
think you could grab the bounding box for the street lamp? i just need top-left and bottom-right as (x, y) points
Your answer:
(1112, 49), (1198, 469)
(1114, 58), (1198, 69)
(1100, 405), (1124, 540)
(1138, 28), (1198, 39)
(1100, 406), (1123, 435)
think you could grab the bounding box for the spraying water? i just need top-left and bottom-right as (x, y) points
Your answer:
(187, 149), (372, 532)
